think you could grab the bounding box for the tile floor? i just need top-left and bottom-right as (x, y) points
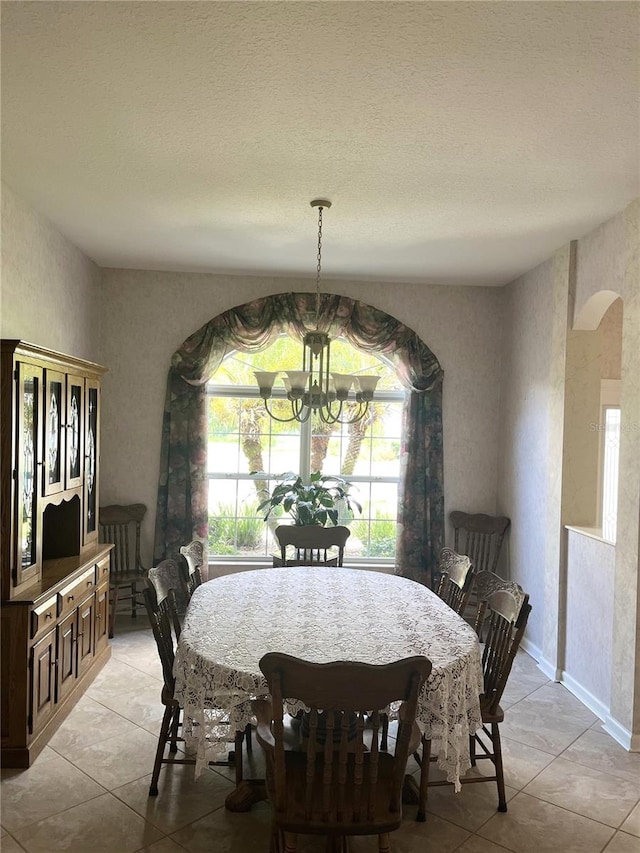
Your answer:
(1, 612), (639, 853)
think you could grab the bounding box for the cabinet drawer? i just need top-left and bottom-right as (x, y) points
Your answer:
(31, 596), (57, 639)
(58, 568), (95, 616)
(95, 557), (110, 584)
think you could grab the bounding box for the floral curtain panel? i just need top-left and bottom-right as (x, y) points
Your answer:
(153, 292), (444, 585)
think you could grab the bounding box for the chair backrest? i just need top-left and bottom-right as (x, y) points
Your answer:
(147, 559), (183, 641)
(179, 539), (205, 598)
(481, 589), (531, 715)
(259, 652), (431, 827)
(99, 503), (147, 577)
(435, 547), (475, 615)
(142, 586), (176, 692)
(274, 525), (351, 567)
(473, 570), (529, 636)
(450, 511), (510, 575)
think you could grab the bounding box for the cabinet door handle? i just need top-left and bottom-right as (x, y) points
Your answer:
(86, 580), (93, 587)
(45, 613), (53, 620)
(67, 595), (74, 602)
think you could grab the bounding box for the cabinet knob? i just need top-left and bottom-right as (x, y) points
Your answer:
(67, 595), (74, 602)
(45, 613), (53, 620)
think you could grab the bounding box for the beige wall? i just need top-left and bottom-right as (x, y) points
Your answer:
(97, 270), (504, 563)
(497, 247), (571, 662)
(565, 530), (615, 712)
(1, 182), (102, 361)
(498, 198), (640, 748)
(573, 200), (640, 746)
(600, 298), (623, 380)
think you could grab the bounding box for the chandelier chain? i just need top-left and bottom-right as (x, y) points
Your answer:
(253, 198), (378, 425)
(315, 205), (323, 327)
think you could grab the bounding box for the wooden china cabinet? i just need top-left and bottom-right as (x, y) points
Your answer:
(1, 341), (112, 767)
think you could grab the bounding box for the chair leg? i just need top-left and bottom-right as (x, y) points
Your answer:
(109, 585), (119, 639)
(283, 832), (297, 853)
(131, 581), (137, 618)
(149, 703), (173, 796)
(169, 706), (181, 753)
(245, 722), (253, 753)
(492, 722), (507, 812)
(235, 729), (244, 786)
(270, 826), (281, 853)
(470, 732), (476, 766)
(417, 734), (431, 822)
(378, 834), (391, 853)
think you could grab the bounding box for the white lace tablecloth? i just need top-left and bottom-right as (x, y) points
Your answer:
(173, 567), (483, 788)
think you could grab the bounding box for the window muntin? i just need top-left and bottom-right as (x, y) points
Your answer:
(207, 338), (404, 561)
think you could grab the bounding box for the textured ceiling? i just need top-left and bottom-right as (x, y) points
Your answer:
(2, 1), (639, 286)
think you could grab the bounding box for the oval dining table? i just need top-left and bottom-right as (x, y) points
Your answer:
(173, 566), (484, 811)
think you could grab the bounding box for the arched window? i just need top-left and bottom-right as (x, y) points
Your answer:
(207, 337), (405, 560)
(154, 292), (444, 585)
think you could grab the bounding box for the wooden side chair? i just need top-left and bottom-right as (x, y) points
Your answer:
(435, 547), (475, 615)
(142, 586), (249, 796)
(143, 585), (192, 795)
(254, 652), (432, 853)
(147, 559), (183, 641)
(99, 503), (147, 637)
(179, 539), (205, 600)
(450, 511), (510, 575)
(273, 525), (351, 567)
(414, 589), (531, 820)
(473, 570), (529, 637)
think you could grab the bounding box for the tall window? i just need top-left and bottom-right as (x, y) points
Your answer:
(601, 406), (621, 543)
(207, 336), (405, 561)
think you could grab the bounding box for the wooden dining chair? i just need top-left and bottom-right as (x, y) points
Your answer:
(273, 525), (351, 567)
(99, 503), (147, 637)
(435, 547), (475, 615)
(472, 570), (529, 637)
(147, 559), (183, 642)
(142, 586), (248, 796)
(254, 652), (432, 853)
(450, 511), (510, 575)
(179, 539), (205, 600)
(414, 589), (531, 820)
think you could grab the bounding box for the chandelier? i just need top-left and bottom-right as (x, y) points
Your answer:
(254, 199), (380, 424)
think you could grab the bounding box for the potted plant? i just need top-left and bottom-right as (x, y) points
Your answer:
(256, 471), (361, 527)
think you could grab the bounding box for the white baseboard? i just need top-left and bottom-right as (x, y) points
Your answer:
(560, 671), (608, 722)
(604, 715), (640, 752)
(518, 638), (639, 753)
(520, 637), (561, 681)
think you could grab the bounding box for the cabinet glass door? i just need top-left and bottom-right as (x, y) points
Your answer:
(44, 370), (65, 495)
(66, 375), (84, 488)
(16, 362), (43, 585)
(83, 381), (100, 544)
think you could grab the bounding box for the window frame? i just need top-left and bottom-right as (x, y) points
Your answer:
(206, 382), (406, 564)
